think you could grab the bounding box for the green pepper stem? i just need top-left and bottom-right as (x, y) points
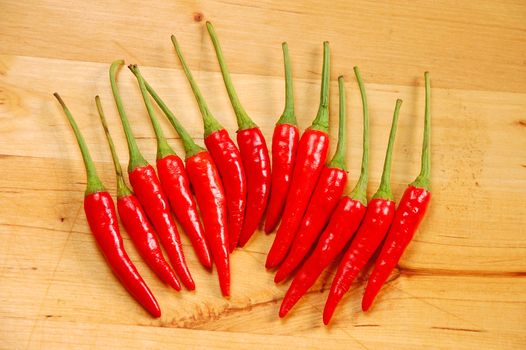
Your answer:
(276, 42), (296, 126)
(373, 99), (402, 200)
(348, 66), (369, 205)
(310, 41), (330, 133)
(206, 21), (257, 131)
(95, 96), (132, 198)
(171, 35), (224, 138)
(411, 72), (431, 190)
(128, 64), (175, 160)
(109, 60), (148, 172)
(141, 78), (205, 158)
(328, 76), (347, 170)
(54, 93), (105, 195)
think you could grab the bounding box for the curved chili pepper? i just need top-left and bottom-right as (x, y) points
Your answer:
(236, 128), (271, 246)
(109, 60), (195, 290)
(275, 76), (348, 283)
(361, 72), (431, 312)
(323, 98), (403, 324)
(266, 42), (331, 269)
(265, 42), (300, 234)
(139, 70), (231, 297)
(206, 22), (271, 247)
(185, 150), (230, 296)
(54, 93), (160, 318)
(278, 67), (370, 318)
(96, 96), (181, 291)
(128, 64), (212, 270)
(171, 34), (246, 253)
(204, 129), (245, 252)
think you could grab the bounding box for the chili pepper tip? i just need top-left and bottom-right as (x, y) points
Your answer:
(362, 298), (372, 312)
(322, 312), (332, 326)
(274, 270), (286, 284)
(151, 306), (162, 318)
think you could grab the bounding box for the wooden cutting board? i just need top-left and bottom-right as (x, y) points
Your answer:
(1, 1), (525, 349)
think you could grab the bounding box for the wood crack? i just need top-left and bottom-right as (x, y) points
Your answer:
(399, 266), (526, 278)
(431, 326), (485, 333)
(160, 285), (335, 329)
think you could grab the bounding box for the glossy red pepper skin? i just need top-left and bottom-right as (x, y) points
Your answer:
(56, 92), (160, 317)
(85, 192), (161, 318)
(129, 165), (195, 290)
(362, 72), (431, 312)
(275, 166), (347, 283)
(266, 129), (329, 269)
(157, 154), (212, 268)
(237, 127), (271, 247)
(278, 197), (366, 318)
(265, 123), (300, 234)
(117, 194), (181, 291)
(204, 129), (246, 252)
(185, 151), (230, 296)
(323, 198), (395, 323)
(362, 186), (431, 311)
(205, 24), (271, 248)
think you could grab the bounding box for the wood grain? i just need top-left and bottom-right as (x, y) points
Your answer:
(2, 0), (526, 93)
(1, 1), (526, 349)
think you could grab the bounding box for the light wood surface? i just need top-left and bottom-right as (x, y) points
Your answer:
(1, 1), (526, 349)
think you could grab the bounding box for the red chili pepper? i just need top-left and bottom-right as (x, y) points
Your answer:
(275, 76), (348, 283)
(264, 42), (300, 234)
(207, 22), (271, 247)
(54, 93), (161, 318)
(128, 64), (212, 270)
(170, 35), (246, 252)
(266, 42), (331, 269)
(278, 66), (370, 318)
(96, 96), (181, 291)
(236, 128), (271, 247)
(139, 71), (231, 297)
(323, 97), (403, 324)
(361, 72), (431, 312)
(185, 151), (230, 296)
(109, 61), (195, 290)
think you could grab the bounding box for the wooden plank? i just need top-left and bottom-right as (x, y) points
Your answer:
(1, 1), (526, 348)
(2, 318), (364, 350)
(1, 1), (525, 92)
(1, 55), (526, 273)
